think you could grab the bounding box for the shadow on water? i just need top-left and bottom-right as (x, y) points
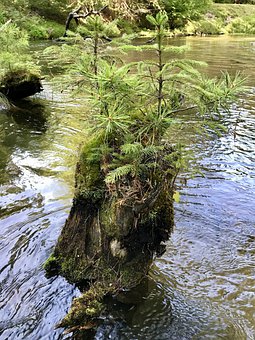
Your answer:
(6, 98), (49, 132)
(0, 98), (49, 185)
(72, 269), (246, 340)
(71, 276), (173, 340)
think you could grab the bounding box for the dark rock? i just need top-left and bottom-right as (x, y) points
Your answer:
(0, 69), (43, 100)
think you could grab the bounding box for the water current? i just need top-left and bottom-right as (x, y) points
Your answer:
(0, 36), (255, 339)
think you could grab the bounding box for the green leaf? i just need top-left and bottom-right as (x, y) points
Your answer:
(105, 164), (134, 184)
(173, 191), (181, 203)
(156, 12), (168, 26)
(146, 14), (158, 26)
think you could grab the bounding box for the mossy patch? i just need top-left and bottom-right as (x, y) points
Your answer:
(100, 200), (120, 238)
(57, 282), (108, 330)
(43, 254), (60, 277)
(0, 69), (43, 100)
(60, 257), (89, 283)
(56, 253), (151, 331)
(75, 133), (105, 202)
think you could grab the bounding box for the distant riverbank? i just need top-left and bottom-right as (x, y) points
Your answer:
(1, 2), (255, 40)
(193, 3), (255, 35)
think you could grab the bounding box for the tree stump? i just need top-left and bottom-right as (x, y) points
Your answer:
(45, 135), (175, 332)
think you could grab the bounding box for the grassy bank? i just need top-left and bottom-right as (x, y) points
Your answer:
(0, 2), (65, 40)
(184, 3), (255, 35)
(212, 3), (255, 18)
(1, 3), (255, 41)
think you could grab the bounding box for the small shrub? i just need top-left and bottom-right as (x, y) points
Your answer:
(227, 16), (255, 34)
(116, 18), (138, 34)
(45, 20), (65, 39)
(194, 19), (223, 35)
(23, 17), (49, 40)
(104, 20), (121, 37)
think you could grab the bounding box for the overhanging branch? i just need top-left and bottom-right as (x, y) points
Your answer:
(63, 5), (108, 37)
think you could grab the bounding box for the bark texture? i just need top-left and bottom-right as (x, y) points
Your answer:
(45, 136), (174, 331)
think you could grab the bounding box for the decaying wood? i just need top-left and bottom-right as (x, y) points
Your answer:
(63, 5), (108, 37)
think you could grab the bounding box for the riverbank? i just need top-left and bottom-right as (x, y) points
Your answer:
(189, 3), (255, 35)
(1, 3), (255, 40)
(0, 2), (64, 40)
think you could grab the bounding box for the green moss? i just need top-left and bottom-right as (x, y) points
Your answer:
(0, 68), (42, 100)
(100, 201), (120, 238)
(119, 257), (150, 288)
(1, 69), (40, 86)
(60, 257), (92, 283)
(57, 254), (150, 330)
(57, 282), (110, 329)
(75, 134), (105, 202)
(43, 254), (60, 276)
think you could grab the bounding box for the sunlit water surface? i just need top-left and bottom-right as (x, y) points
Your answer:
(0, 36), (255, 339)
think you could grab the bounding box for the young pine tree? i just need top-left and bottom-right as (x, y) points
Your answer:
(45, 11), (245, 333)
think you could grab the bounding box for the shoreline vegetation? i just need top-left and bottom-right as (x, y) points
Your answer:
(1, 3), (255, 40)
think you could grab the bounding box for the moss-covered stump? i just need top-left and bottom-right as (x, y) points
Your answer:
(0, 69), (43, 100)
(45, 135), (175, 332)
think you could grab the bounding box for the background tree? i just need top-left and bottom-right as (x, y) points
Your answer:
(156, 0), (212, 29)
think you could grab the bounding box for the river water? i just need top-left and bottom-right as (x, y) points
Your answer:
(0, 36), (255, 339)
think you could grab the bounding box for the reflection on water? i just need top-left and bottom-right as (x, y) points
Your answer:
(0, 86), (80, 339)
(0, 36), (255, 339)
(156, 84), (255, 338)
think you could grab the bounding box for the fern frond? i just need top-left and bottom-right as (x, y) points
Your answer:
(121, 143), (143, 155)
(105, 164), (134, 184)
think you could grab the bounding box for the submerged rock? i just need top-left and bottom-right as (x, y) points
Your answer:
(0, 69), (43, 100)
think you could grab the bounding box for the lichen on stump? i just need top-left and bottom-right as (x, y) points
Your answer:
(45, 135), (175, 332)
(0, 69), (43, 100)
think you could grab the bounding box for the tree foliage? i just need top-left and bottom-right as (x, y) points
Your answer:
(0, 22), (40, 75)
(150, 0), (212, 29)
(0, 0), (66, 39)
(42, 10), (246, 331)
(44, 10), (245, 203)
